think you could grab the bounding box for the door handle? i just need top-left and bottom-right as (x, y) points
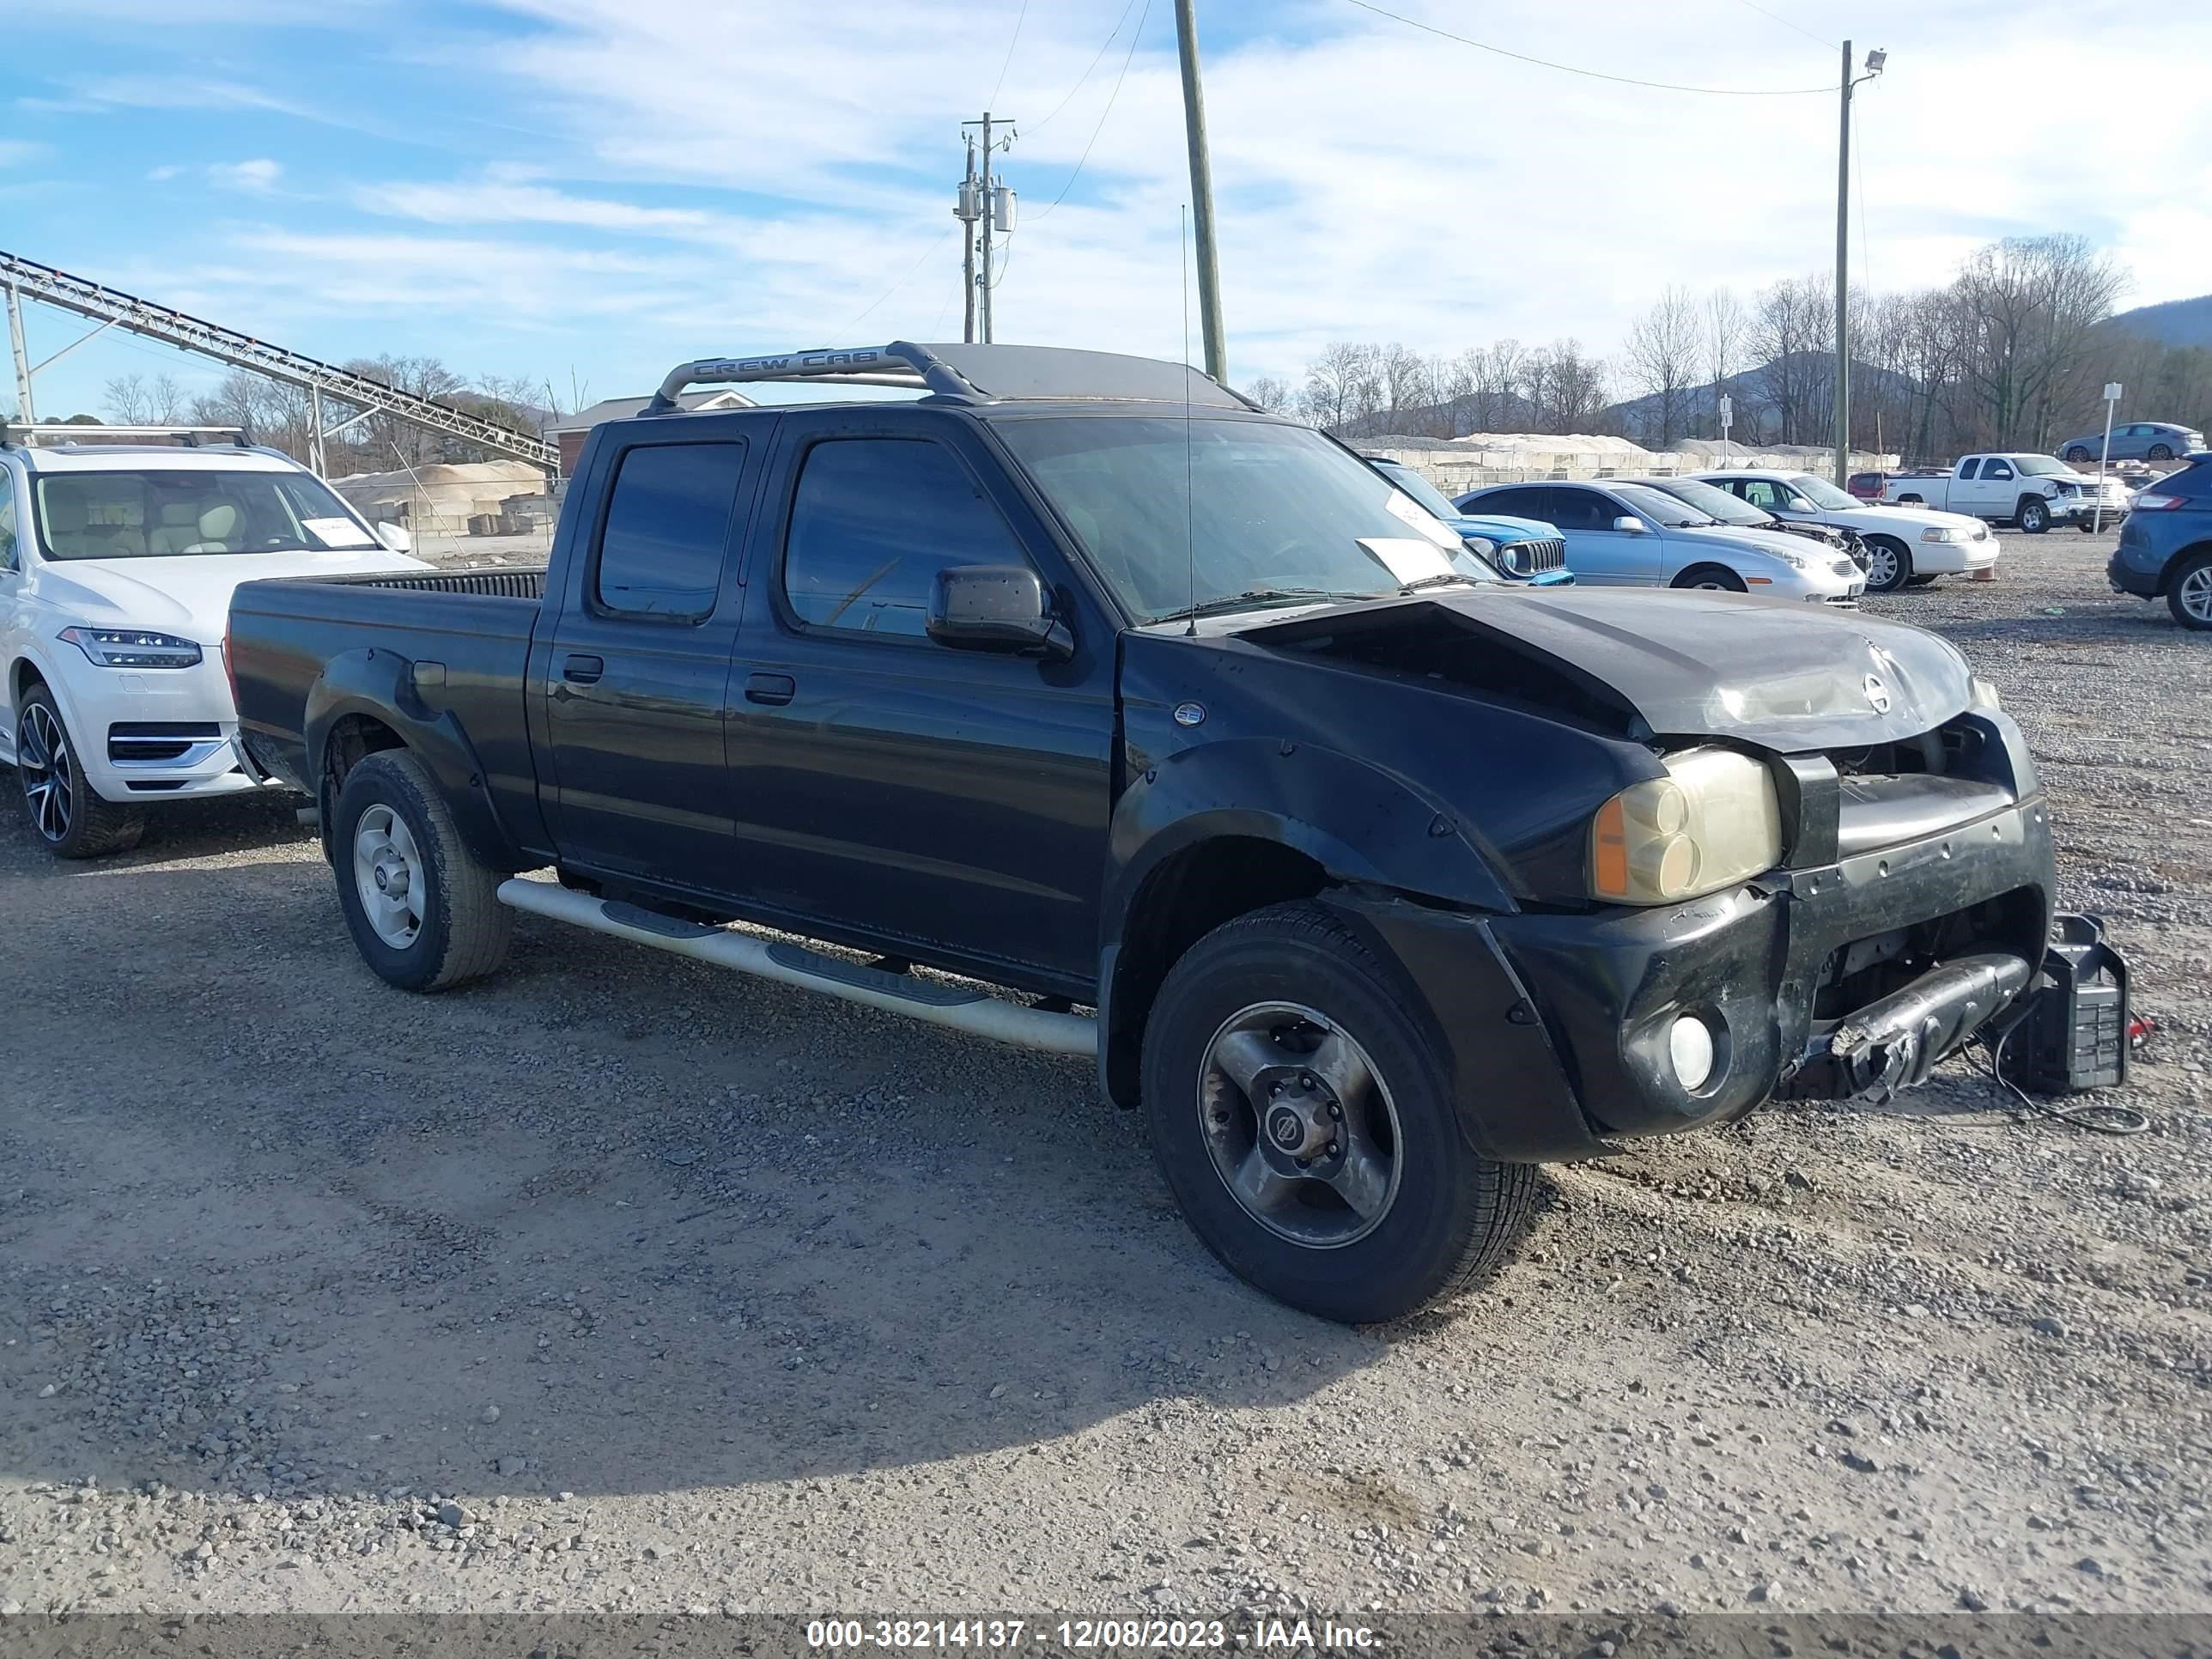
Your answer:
(562, 653), (605, 684)
(744, 672), (796, 707)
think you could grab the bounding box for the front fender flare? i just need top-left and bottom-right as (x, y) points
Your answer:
(304, 647), (518, 871)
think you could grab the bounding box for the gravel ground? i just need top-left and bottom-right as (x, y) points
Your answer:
(1, 525), (2206, 1621)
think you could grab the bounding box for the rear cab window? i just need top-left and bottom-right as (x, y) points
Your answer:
(593, 441), (747, 618)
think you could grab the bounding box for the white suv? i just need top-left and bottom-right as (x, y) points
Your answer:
(0, 428), (426, 856)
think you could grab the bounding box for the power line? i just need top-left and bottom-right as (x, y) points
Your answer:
(1729, 0), (1834, 49)
(986, 0), (1030, 107)
(1030, 0), (1152, 220)
(838, 226), (958, 334)
(1028, 0), (1145, 135)
(1339, 0), (1834, 94)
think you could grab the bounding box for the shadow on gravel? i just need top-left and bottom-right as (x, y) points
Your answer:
(0, 850), (1384, 1507)
(0, 778), (313, 870)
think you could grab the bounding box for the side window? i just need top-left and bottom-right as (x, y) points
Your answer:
(594, 441), (745, 618)
(783, 438), (1028, 638)
(1957, 460), (1980, 480)
(0, 485), (16, 571)
(1741, 481), (1780, 510)
(1471, 487), (1544, 519)
(1548, 489), (1611, 531)
(1984, 459), (2014, 482)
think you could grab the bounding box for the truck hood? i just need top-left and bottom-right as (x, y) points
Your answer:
(1228, 586), (1975, 753)
(33, 550), (428, 644)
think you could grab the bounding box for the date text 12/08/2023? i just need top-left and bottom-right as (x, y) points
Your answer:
(805, 1618), (1382, 1650)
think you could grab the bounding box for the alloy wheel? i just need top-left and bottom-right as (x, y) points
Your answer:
(1196, 1000), (1402, 1249)
(1864, 544), (1901, 589)
(2179, 564), (2212, 625)
(353, 804), (428, 949)
(18, 703), (74, 843)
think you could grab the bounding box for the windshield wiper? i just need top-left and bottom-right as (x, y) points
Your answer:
(1398, 573), (1479, 594)
(1148, 586), (1377, 624)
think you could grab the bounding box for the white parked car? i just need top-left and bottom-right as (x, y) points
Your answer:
(1697, 469), (1999, 594)
(0, 428), (426, 856)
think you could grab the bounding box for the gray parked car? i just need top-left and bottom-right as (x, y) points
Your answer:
(2059, 422), (2206, 465)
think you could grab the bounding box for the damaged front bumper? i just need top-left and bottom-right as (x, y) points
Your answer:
(1338, 775), (2057, 1164)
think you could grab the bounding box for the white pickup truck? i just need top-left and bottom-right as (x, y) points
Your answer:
(1881, 453), (2129, 535)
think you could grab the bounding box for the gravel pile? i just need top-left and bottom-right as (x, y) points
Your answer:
(0, 524), (2204, 1617)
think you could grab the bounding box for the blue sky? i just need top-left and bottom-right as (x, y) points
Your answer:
(6, 0), (2210, 418)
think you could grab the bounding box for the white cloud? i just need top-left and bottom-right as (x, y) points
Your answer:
(211, 157), (283, 192)
(0, 139), (51, 168)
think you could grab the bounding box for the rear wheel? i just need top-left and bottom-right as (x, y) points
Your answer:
(2148, 443), (2173, 462)
(1671, 563), (1747, 592)
(2018, 498), (2051, 534)
(1140, 902), (1535, 1324)
(332, 750), (511, 991)
(1861, 537), (1912, 593)
(2064, 445), (2094, 465)
(2169, 555), (2212, 631)
(14, 686), (144, 859)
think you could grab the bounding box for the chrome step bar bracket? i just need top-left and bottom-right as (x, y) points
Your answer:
(495, 878), (1098, 1058)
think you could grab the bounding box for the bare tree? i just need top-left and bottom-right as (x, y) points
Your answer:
(1623, 286), (1701, 448)
(1747, 276), (1835, 444)
(1473, 339), (1525, 432)
(1377, 343), (1431, 427)
(1522, 340), (1608, 434)
(1705, 288), (1746, 431)
(103, 373), (189, 426)
(1950, 234), (2128, 450)
(1241, 374), (1294, 413)
(1301, 342), (1382, 431)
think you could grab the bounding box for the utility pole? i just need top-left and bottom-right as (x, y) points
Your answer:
(1173, 0), (1227, 386)
(960, 113), (1017, 343)
(957, 132), (981, 343)
(6, 282), (35, 426)
(1833, 41), (1885, 488)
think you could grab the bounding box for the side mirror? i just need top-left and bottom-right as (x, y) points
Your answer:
(1787, 497), (1814, 513)
(375, 521), (413, 554)
(927, 564), (1073, 660)
(1611, 515), (1649, 533)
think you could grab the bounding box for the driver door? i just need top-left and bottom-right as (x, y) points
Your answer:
(1546, 487), (1662, 586)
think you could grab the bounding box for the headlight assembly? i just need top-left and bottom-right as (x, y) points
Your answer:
(1920, 526), (1960, 544)
(58, 626), (204, 669)
(1590, 747), (1784, 905)
(1969, 675), (2002, 712)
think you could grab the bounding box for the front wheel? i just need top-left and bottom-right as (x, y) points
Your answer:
(2148, 444), (2173, 462)
(15, 686), (144, 859)
(1671, 564), (1747, 592)
(2018, 498), (2051, 534)
(2065, 446), (2094, 465)
(1140, 902), (1536, 1324)
(332, 750), (512, 991)
(1861, 537), (1912, 593)
(2170, 555), (2212, 631)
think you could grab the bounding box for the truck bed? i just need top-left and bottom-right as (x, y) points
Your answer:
(228, 566), (549, 828)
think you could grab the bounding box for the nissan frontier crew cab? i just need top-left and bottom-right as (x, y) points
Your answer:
(228, 343), (2081, 1324)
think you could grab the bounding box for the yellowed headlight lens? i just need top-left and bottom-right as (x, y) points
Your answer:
(1590, 748), (1783, 905)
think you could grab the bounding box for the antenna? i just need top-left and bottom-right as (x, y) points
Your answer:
(1182, 204), (1197, 637)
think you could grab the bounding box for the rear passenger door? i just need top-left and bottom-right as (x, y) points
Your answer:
(723, 407), (1115, 990)
(538, 424), (762, 883)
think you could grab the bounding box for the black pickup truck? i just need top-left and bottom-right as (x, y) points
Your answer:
(229, 342), (2071, 1324)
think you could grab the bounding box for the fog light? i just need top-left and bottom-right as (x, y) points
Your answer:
(1668, 1015), (1716, 1092)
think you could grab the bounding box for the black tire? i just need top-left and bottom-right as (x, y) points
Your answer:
(2168, 553), (2212, 632)
(1671, 563), (1747, 592)
(2148, 444), (2173, 462)
(1898, 494), (1925, 506)
(1905, 574), (1939, 588)
(1861, 536), (1912, 593)
(2017, 497), (2051, 534)
(1140, 901), (1537, 1324)
(332, 750), (511, 991)
(14, 684), (145, 859)
(2064, 446), (2093, 465)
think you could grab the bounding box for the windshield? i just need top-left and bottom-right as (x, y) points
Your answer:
(2013, 455), (2069, 478)
(1611, 482), (1717, 528)
(1650, 478), (1768, 526)
(994, 416), (1495, 622)
(1784, 474), (1859, 509)
(33, 469), (377, 562)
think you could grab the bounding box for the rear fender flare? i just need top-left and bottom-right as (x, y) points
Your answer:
(304, 648), (517, 871)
